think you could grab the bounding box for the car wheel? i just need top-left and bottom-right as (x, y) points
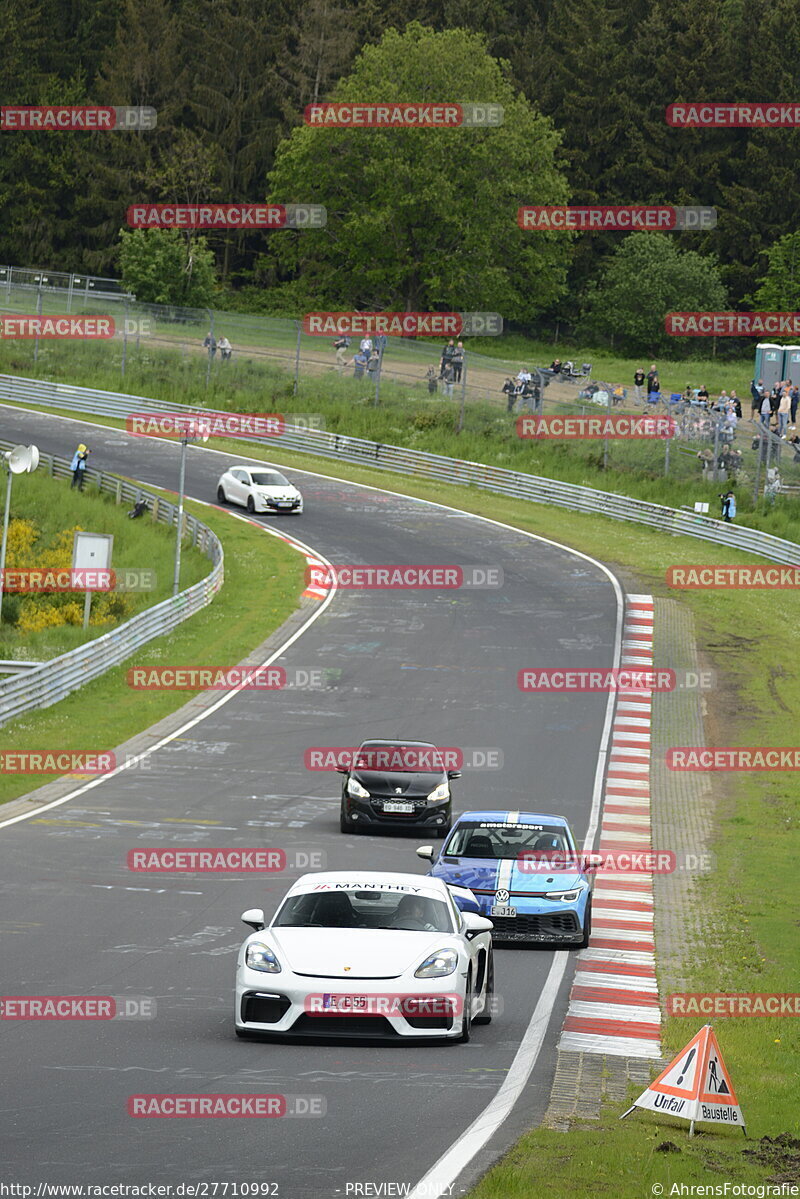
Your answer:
(473, 950), (494, 1025)
(459, 970), (473, 1042)
(246, 496), (255, 514)
(216, 486), (226, 504)
(577, 897), (592, 949)
(339, 811), (351, 834)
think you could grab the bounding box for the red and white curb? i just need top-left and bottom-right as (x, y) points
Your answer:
(302, 554), (329, 600)
(558, 593), (661, 1059)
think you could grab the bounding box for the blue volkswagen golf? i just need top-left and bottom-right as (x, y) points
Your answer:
(416, 810), (593, 947)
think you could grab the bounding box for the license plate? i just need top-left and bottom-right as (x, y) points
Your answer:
(490, 905), (517, 917)
(322, 994), (368, 1012)
(383, 801), (414, 813)
(278, 501), (293, 507)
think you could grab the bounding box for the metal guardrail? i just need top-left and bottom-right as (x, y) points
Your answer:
(0, 434), (224, 727)
(1, 372), (799, 568)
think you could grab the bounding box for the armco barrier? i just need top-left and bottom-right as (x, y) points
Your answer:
(0, 436), (223, 728)
(1, 372), (799, 568)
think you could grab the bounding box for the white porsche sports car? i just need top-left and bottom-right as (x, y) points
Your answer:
(235, 871), (494, 1041)
(216, 464), (303, 514)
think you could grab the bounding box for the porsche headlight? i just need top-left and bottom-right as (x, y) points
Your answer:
(245, 941), (281, 973)
(426, 782), (450, 804)
(347, 777), (370, 799)
(414, 948), (458, 978)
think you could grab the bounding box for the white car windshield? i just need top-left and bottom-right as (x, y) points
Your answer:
(273, 889), (454, 932)
(250, 471), (289, 487)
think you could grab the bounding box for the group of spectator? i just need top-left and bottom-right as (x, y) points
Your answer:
(750, 378), (799, 438)
(202, 332), (232, 361)
(502, 368), (541, 414)
(333, 334), (388, 380)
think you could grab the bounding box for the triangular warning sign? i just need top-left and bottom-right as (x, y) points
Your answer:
(620, 1026), (745, 1135)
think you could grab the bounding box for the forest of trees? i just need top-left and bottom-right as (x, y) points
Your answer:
(3, 0), (799, 346)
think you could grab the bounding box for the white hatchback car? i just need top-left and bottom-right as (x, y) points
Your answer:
(235, 871), (494, 1041)
(217, 464), (303, 514)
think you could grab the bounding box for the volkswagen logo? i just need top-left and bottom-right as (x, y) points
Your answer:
(494, 888), (510, 903)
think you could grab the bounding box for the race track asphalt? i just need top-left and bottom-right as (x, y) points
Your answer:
(0, 408), (620, 1195)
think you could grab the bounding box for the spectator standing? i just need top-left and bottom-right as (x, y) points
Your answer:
(502, 377), (516, 413)
(760, 394), (772, 429)
(440, 339), (456, 376)
(334, 335), (350, 372)
(426, 365), (439, 394)
(366, 349), (381, 380)
(452, 340), (465, 383)
(750, 377), (764, 418)
(350, 348), (369, 379)
(778, 388), (791, 437)
(720, 491), (736, 522)
(441, 361), (455, 397)
(730, 390), (742, 419)
(203, 331), (217, 359)
(633, 367), (646, 403)
(218, 336), (232, 362)
(359, 336), (373, 356)
(70, 443), (89, 490)
(646, 363), (659, 398)
(790, 383), (799, 427)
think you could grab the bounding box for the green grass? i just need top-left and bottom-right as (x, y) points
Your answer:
(0, 487), (306, 804)
(0, 470), (208, 658)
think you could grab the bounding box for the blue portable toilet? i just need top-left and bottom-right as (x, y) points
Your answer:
(754, 343), (784, 390)
(782, 346), (800, 386)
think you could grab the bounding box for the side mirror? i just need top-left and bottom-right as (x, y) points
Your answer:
(416, 845), (435, 862)
(581, 852), (604, 872)
(448, 885), (482, 915)
(241, 908), (265, 931)
(447, 770), (461, 780)
(461, 911), (493, 938)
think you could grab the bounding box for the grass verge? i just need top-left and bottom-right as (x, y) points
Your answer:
(0, 489), (306, 805)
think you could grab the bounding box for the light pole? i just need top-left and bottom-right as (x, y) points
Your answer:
(172, 421), (210, 597)
(0, 444), (40, 624)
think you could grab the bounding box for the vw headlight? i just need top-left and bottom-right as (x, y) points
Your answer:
(426, 782), (450, 804)
(245, 942), (281, 973)
(545, 885), (586, 903)
(347, 777), (370, 799)
(414, 948), (458, 978)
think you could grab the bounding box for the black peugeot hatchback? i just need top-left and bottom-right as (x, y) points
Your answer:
(338, 739), (460, 836)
